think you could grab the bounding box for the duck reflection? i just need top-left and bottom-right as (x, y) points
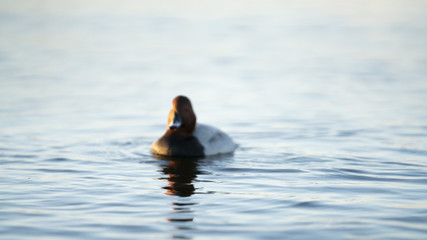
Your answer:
(154, 155), (232, 239)
(158, 157), (201, 197)
(155, 156), (202, 227)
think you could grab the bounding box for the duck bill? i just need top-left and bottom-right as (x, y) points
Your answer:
(168, 112), (182, 130)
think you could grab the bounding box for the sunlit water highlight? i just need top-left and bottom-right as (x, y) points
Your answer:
(1, 1), (427, 239)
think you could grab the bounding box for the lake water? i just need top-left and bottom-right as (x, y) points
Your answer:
(1, 1), (427, 239)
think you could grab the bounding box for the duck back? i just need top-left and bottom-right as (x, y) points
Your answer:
(193, 124), (237, 156)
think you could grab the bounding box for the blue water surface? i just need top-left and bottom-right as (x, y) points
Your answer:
(1, 1), (427, 239)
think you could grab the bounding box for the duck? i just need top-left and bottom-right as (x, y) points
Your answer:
(151, 95), (237, 157)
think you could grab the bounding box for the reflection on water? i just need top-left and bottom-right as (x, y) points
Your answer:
(168, 202), (197, 240)
(156, 156), (202, 238)
(157, 156), (202, 197)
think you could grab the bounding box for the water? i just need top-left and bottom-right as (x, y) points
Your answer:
(1, 1), (427, 239)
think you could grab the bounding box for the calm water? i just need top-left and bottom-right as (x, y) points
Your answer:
(1, 1), (427, 239)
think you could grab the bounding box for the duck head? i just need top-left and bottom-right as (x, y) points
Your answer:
(167, 96), (196, 139)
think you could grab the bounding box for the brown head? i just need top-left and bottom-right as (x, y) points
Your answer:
(167, 96), (196, 139)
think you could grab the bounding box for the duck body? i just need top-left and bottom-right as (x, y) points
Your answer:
(151, 130), (205, 157)
(151, 96), (237, 157)
(193, 124), (237, 156)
